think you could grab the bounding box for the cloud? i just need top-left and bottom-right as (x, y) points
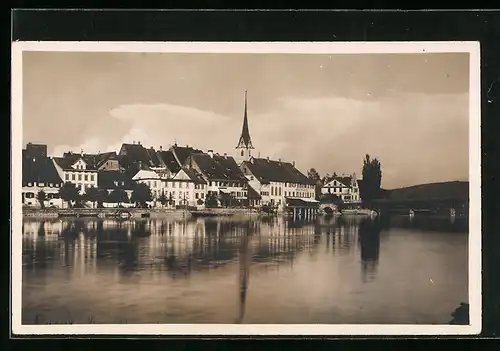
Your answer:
(52, 92), (469, 189)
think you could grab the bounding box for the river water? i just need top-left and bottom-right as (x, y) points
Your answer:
(21, 214), (468, 325)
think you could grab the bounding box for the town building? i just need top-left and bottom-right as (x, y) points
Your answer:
(131, 169), (164, 204)
(52, 151), (99, 195)
(98, 170), (135, 201)
(162, 168), (207, 208)
(22, 150), (64, 208)
(95, 151), (122, 171)
(23, 142), (48, 159)
(321, 173), (361, 203)
(184, 151), (248, 207)
(240, 156), (316, 211)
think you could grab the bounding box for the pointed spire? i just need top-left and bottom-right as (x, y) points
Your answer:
(236, 90), (254, 149)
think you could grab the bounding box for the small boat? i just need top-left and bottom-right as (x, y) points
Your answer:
(115, 210), (132, 219)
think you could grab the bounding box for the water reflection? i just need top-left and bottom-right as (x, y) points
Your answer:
(21, 215), (468, 325)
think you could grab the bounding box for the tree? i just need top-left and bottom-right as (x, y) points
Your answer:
(58, 182), (80, 208)
(360, 154), (382, 207)
(307, 168), (322, 199)
(158, 191), (168, 208)
(109, 189), (129, 207)
(84, 187), (106, 208)
(205, 192), (218, 208)
(168, 193), (174, 206)
(197, 198), (204, 206)
(37, 190), (46, 209)
(130, 183), (152, 208)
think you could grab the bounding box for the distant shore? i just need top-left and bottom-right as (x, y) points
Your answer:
(22, 207), (260, 219)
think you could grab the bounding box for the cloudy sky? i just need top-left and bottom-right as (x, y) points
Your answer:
(22, 51), (469, 189)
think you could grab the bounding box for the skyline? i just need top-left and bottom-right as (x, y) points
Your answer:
(22, 51), (470, 189)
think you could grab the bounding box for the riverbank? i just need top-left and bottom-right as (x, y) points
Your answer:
(22, 207), (260, 219)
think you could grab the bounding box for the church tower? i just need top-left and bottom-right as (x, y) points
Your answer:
(235, 91), (255, 165)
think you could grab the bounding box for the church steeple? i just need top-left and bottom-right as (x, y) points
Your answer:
(236, 91), (254, 150)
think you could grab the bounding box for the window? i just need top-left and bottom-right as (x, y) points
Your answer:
(72, 174), (75, 181)
(241, 150), (244, 156)
(84, 174), (88, 181)
(91, 174), (94, 182)
(209, 181), (212, 186)
(279, 188), (282, 196)
(201, 193), (204, 199)
(27, 182), (32, 187)
(78, 174), (82, 181)
(65, 174), (69, 181)
(195, 193), (199, 199)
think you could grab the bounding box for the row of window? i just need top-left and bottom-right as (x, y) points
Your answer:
(208, 181), (244, 188)
(24, 192), (60, 199)
(326, 187), (358, 193)
(65, 172), (96, 182)
(25, 182), (61, 188)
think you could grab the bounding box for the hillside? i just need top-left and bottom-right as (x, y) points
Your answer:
(382, 181), (469, 202)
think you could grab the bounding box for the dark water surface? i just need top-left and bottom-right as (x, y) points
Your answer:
(22, 215), (468, 324)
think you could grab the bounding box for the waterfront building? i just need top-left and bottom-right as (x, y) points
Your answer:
(98, 170), (135, 200)
(240, 156), (316, 211)
(321, 173), (361, 203)
(131, 169), (164, 205)
(52, 151), (99, 195)
(183, 151), (248, 207)
(162, 168), (207, 208)
(95, 152), (122, 171)
(22, 151), (64, 208)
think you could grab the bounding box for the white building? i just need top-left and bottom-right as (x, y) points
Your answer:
(321, 173), (361, 203)
(162, 168), (207, 208)
(52, 152), (99, 195)
(22, 155), (64, 208)
(240, 156), (316, 211)
(132, 169), (164, 201)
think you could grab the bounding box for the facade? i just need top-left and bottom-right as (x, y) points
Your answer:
(52, 152), (99, 195)
(96, 152), (122, 171)
(131, 169), (164, 202)
(22, 154), (64, 208)
(240, 157), (316, 211)
(321, 173), (361, 203)
(162, 168), (207, 208)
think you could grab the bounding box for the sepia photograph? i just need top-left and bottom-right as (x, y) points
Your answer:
(11, 41), (481, 335)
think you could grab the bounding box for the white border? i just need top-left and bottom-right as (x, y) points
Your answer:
(11, 41), (481, 336)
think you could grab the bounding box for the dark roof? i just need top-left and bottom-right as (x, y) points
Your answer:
(213, 155), (247, 182)
(171, 145), (203, 166)
(384, 181), (469, 202)
(23, 157), (63, 186)
(181, 168), (206, 184)
(146, 148), (163, 168)
(241, 158), (314, 185)
(247, 184), (261, 200)
(285, 198), (320, 208)
(95, 152), (118, 168)
(190, 153), (246, 182)
(119, 143), (154, 166)
(157, 150), (181, 173)
(318, 193), (343, 204)
(236, 91), (254, 149)
(54, 153), (98, 170)
(98, 171), (135, 190)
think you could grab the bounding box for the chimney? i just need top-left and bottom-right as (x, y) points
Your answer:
(208, 149), (213, 158)
(292, 161), (295, 167)
(159, 145), (163, 151)
(266, 156), (270, 162)
(138, 141), (141, 145)
(80, 149), (84, 157)
(278, 158), (281, 162)
(223, 153), (227, 159)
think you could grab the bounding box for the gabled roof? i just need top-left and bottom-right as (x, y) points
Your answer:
(53, 153), (98, 170)
(179, 168), (206, 184)
(247, 184), (261, 200)
(157, 150), (181, 173)
(95, 152), (118, 168)
(171, 145), (203, 166)
(23, 156), (63, 186)
(119, 143), (154, 166)
(98, 171), (135, 190)
(324, 176), (354, 188)
(241, 157), (314, 185)
(213, 155), (247, 182)
(146, 148), (163, 168)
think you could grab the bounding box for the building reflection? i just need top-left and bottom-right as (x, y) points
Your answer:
(22, 216), (371, 283)
(358, 218), (381, 283)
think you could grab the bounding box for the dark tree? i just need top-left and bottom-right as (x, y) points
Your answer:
(360, 154), (382, 207)
(130, 183), (152, 208)
(168, 193), (174, 206)
(158, 191), (168, 207)
(58, 182), (80, 208)
(205, 192), (218, 208)
(84, 187), (106, 208)
(197, 198), (204, 206)
(109, 189), (129, 207)
(37, 190), (46, 209)
(307, 168), (322, 199)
